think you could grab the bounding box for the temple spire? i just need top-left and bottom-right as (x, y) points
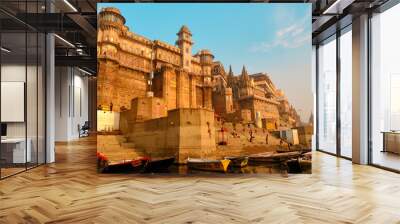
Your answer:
(241, 65), (249, 80)
(228, 65), (234, 77)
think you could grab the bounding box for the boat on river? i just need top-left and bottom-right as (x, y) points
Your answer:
(249, 151), (301, 164)
(187, 158), (231, 172)
(142, 157), (175, 173)
(224, 156), (249, 168)
(98, 155), (149, 173)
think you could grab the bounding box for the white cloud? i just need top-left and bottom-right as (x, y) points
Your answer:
(277, 24), (297, 37)
(250, 18), (310, 53)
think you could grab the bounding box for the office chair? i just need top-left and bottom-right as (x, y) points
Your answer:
(79, 121), (90, 138)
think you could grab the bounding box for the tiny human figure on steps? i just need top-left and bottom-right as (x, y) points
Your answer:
(249, 129), (255, 142)
(232, 125), (238, 138)
(265, 133), (269, 144)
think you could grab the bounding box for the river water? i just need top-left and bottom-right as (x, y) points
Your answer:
(168, 162), (311, 175)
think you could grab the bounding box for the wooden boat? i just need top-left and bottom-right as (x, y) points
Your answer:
(99, 157), (149, 173)
(302, 152), (312, 160)
(277, 148), (312, 154)
(285, 159), (302, 173)
(187, 158), (231, 173)
(224, 156), (248, 168)
(299, 158), (312, 169)
(142, 157), (175, 173)
(249, 151), (301, 164)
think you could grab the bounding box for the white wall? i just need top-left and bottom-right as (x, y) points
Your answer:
(55, 66), (69, 141)
(72, 72), (89, 138)
(55, 67), (89, 141)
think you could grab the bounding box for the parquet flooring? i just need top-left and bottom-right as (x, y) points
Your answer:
(1, 136), (400, 223)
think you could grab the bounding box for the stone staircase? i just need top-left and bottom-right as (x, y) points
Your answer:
(216, 121), (281, 145)
(97, 134), (145, 162)
(98, 121), (289, 162)
(117, 135), (137, 149)
(212, 121), (289, 157)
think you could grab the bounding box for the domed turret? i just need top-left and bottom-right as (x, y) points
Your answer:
(198, 49), (214, 65)
(197, 49), (214, 76)
(99, 7), (126, 26)
(178, 25), (191, 35)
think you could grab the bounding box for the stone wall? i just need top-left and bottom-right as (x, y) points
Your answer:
(240, 109), (252, 122)
(253, 99), (280, 121)
(213, 88), (234, 116)
(120, 97), (167, 134)
(97, 60), (148, 112)
(297, 125), (313, 147)
(212, 91), (226, 115)
(121, 108), (216, 163)
(152, 65), (211, 111)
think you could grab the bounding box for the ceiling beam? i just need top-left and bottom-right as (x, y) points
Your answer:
(67, 13), (97, 45)
(55, 55), (96, 71)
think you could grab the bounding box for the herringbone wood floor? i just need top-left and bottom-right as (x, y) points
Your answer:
(1, 136), (400, 224)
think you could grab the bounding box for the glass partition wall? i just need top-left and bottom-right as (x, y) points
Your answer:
(317, 35), (337, 155)
(316, 1), (400, 171)
(316, 27), (353, 159)
(0, 1), (46, 179)
(370, 3), (400, 171)
(339, 27), (352, 159)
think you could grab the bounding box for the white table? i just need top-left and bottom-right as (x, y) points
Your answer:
(1, 138), (31, 163)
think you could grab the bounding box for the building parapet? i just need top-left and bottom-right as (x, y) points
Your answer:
(125, 32), (153, 46)
(191, 57), (200, 64)
(238, 95), (280, 105)
(154, 40), (181, 53)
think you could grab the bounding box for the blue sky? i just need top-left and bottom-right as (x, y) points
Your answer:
(98, 3), (312, 121)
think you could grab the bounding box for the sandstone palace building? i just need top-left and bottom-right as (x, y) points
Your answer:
(97, 7), (300, 133)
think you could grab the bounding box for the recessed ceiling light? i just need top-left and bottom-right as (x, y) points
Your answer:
(63, 0), (78, 12)
(1, 47), (11, 53)
(54, 34), (75, 48)
(322, 0), (354, 15)
(78, 67), (93, 76)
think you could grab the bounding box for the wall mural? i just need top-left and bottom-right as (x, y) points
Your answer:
(97, 3), (313, 175)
